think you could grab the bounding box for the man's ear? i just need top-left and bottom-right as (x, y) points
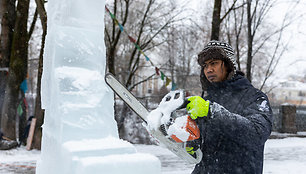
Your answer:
(221, 61), (226, 73)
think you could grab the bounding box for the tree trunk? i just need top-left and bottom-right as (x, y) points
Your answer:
(246, 0), (253, 82)
(116, 103), (129, 139)
(107, 48), (116, 75)
(0, 0), (16, 67)
(32, 0), (47, 150)
(0, 71), (8, 125)
(211, 0), (222, 40)
(1, 0), (30, 140)
(0, 0), (16, 121)
(32, 26), (46, 150)
(105, 0), (129, 76)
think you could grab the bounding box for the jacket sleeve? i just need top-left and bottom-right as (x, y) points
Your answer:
(205, 91), (272, 147)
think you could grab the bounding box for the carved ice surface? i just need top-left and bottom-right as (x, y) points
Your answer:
(36, 0), (160, 173)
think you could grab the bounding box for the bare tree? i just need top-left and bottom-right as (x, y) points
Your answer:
(246, 0), (276, 82)
(105, 0), (183, 139)
(159, 23), (203, 92)
(105, 0), (182, 88)
(224, 0), (246, 71)
(105, 0), (130, 76)
(211, 0), (238, 40)
(0, 0), (16, 120)
(220, 0), (299, 92)
(31, 0), (47, 150)
(211, 0), (222, 40)
(258, 2), (300, 91)
(0, 0), (47, 142)
(1, 0), (30, 139)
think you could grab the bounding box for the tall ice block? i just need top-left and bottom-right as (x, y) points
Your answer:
(36, 0), (161, 173)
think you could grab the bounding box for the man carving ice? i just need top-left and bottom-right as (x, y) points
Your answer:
(184, 40), (273, 174)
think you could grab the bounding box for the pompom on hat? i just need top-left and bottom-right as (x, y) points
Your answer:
(198, 40), (237, 90)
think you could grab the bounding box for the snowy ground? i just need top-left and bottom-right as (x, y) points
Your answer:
(0, 147), (39, 174)
(1, 137), (306, 174)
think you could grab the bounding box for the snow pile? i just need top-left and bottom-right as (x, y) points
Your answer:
(167, 116), (189, 142)
(36, 0), (160, 173)
(147, 90), (185, 130)
(258, 100), (269, 112)
(147, 109), (163, 131)
(146, 90), (196, 142)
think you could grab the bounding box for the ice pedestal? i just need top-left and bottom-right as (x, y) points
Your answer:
(61, 138), (160, 174)
(75, 153), (161, 174)
(36, 0), (161, 173)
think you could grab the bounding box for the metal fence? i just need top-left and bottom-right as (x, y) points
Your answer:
(272, 105), (306, 132)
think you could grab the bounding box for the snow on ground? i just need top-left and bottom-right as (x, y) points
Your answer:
(1, 137), (306, 174)
(263, 137), (306, 174)
(0, 146), (39, 174)
(135, 144), (194, 174)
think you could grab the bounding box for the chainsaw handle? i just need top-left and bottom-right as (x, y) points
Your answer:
(178, 99), (190, 110)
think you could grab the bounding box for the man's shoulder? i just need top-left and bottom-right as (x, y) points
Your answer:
(231, 74), (269, 102)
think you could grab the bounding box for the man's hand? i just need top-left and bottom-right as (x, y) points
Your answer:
(186, 96), (210, 119)
(186, 146), (196, 155)
(186, 140), (200, 158)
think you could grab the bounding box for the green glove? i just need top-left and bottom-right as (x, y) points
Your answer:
(186, 140), (200, 158)
(186, 146), (196, 155)
(186, 96), (210, 119)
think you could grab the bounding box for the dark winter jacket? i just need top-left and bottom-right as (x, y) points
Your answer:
(192, 72), (272, 174)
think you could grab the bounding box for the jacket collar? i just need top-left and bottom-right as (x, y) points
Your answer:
(207, 71), (252, 94)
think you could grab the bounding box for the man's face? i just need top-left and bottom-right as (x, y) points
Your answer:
(203, 59), (228, 83)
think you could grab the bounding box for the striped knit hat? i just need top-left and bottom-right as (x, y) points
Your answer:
(198, 40), (237, 90)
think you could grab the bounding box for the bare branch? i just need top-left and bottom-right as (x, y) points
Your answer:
(128, 73), (155, 91)
(220, 0), (238, 22)
(34, 0), (47, 31)
(28, 8), (38, 41)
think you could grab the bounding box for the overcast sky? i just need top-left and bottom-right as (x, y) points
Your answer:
(269, 1), (306, 80)
(179, 0), (306, 83)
